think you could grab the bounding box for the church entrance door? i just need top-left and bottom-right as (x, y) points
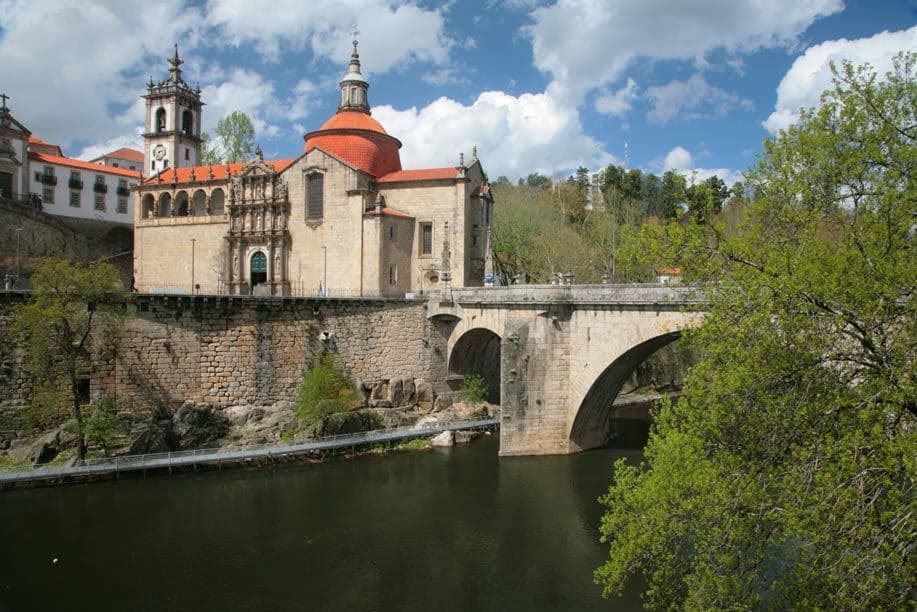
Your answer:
(250, 252), (267, 288)
(0, 172), (12, 199)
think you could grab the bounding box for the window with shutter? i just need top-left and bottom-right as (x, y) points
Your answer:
(307, 173), (323, 220)
(420, 222), (432, 255)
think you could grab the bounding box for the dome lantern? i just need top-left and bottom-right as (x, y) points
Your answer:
(338, 26), (370, 114)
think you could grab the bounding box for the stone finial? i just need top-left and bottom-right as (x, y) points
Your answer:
(255, 145), (263, 162)
(472, 145), (477, 161)
(459, 152), (464, 167)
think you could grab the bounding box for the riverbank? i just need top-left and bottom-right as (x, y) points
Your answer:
(0, 418), (499, 490)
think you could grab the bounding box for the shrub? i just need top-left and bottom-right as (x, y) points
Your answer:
(461, 374), (488, 406)
(82, 396), (124, 456)
(296, 352), (359, 427)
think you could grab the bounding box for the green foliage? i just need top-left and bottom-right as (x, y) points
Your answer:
(204, 111), (256, 163)
(295, 352), (359, 427)
(13, 258), (131, 460)
(25, 381), (69, 429)
(596, 54), (916, 609)
(396, 438), (433, 451)
(81, 396), (123, 455)
(460, 374), (488, 406)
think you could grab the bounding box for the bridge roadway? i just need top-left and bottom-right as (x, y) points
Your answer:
(0, 418), (499, 488)
(429, 283), (706, 456)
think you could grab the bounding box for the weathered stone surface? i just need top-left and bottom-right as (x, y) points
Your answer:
(388, 377), (404, 406)
(313, 409), (382, 438)
(433, 395), (453, 413)
(402, 378), (416, 405)
(454, 430), (482, 444)
(128, 425), (175, 455)
(413, 415), (440, 430)
(431, 430), (454, 447)
(173, 403), (230, 449)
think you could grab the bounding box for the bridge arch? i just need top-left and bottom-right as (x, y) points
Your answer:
(448, 328), (501, 404)
(568, 331), (683, 451)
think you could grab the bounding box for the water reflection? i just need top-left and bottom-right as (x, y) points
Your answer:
(0, 427), (648, 612)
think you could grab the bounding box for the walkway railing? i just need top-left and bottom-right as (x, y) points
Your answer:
(0, 417), (499, 486)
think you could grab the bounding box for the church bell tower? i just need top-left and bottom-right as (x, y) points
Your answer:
(143, 44), (203, 175)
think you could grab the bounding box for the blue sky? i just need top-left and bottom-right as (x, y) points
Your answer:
(1, 0), (913, 184)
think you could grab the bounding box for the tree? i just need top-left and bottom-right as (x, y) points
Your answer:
(201, 111), (256, 164)
(660, 170), (687, 219)
(14, 259), (131, 460)
(596, 54), (916, 609)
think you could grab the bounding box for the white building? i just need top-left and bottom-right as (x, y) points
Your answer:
(91, 147), (144, 175)
(29, 150), (140, 225)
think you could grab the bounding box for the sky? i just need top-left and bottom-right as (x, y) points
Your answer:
(0, 0), (913, 185)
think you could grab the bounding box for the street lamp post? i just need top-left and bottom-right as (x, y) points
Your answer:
(190, 238), (196, 294)
(15, 227), (22, 288)
(322, 246), (328, 297)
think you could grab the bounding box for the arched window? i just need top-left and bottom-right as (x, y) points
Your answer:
(211, 188), (225, 214)
(155, 108), (166, 133)
(182, 110), (193, 136)
(250, 252), (267, 288)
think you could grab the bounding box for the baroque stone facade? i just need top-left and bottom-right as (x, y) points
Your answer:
(134, 41), (494, 297)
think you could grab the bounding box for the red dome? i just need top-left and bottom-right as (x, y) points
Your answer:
(304, 111), (402, 177)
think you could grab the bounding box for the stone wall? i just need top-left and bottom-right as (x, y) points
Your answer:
(0, 198), (133, 289)
(94, 294), (450, 416)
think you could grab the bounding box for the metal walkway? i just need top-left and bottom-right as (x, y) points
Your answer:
(0, 417), (499, 486)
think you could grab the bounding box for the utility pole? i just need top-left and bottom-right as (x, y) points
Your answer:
(322, 246), (327, 297)
(190, 238), (196, 294)
(15, 227), (22, 287)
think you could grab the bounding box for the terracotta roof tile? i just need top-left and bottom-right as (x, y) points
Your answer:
(143, 159), (294, 186)
(377, 168), (459, 183)
(29, 152), (141, 178)
(99, 148), (144, 163)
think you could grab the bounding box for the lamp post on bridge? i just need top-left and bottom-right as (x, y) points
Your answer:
(190, 238), (196, 294)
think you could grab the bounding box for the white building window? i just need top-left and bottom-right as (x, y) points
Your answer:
(70, 191), (80, 207)
(95, 194), (105, 211)
(42, 187), (53, 203)
(117, 198), (128, 214)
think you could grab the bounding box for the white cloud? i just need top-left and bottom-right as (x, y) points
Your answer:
(0, 0), (203, 153)
(75, 131), (144, 162)
(764, 26), (917, 133)
(374, 90), (613, 179)
(663, 146), (693, 170)
(527, 0), (843, 104)
(594, 78), (639, 117)
(422, 67), (471, 87)
(663, 146), (742, 186)
(204, 0), (452, 71)
(646, 73), (752, 124)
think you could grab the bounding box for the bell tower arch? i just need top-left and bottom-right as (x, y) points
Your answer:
(143, 44), (203, 175)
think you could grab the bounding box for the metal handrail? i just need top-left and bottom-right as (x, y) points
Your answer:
(0, 417), (499, 484)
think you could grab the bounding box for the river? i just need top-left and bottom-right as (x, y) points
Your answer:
(0, 421), (648, 611)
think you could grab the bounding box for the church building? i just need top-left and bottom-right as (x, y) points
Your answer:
(134, 39), (494, 297)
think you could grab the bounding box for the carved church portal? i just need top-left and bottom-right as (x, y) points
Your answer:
(250, 252), (267, 288)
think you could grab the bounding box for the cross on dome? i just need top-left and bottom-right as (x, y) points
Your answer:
(0, 93), (8, 110)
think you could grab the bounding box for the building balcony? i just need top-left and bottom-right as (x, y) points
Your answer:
(93, 182), (108, 194)
(69, 178), (83, 190)
(39, 174), (57, 186)
(117, 186), (131, 197)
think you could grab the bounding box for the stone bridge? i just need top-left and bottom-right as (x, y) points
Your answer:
(428, 284), (706, 455)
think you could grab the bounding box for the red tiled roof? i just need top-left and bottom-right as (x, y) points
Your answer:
(364, 207), (414, 219)
(304, 110), (402, 177)
(143, 159), (294, 186)
(377, 168), (459, 183)
(28, 136), (64, 157)
(319, 111), (389, 134)
(29, 152), (141, 178)
(100, 148), (144, 163)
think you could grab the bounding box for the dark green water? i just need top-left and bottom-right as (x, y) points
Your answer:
(0, 431), (646, 612)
